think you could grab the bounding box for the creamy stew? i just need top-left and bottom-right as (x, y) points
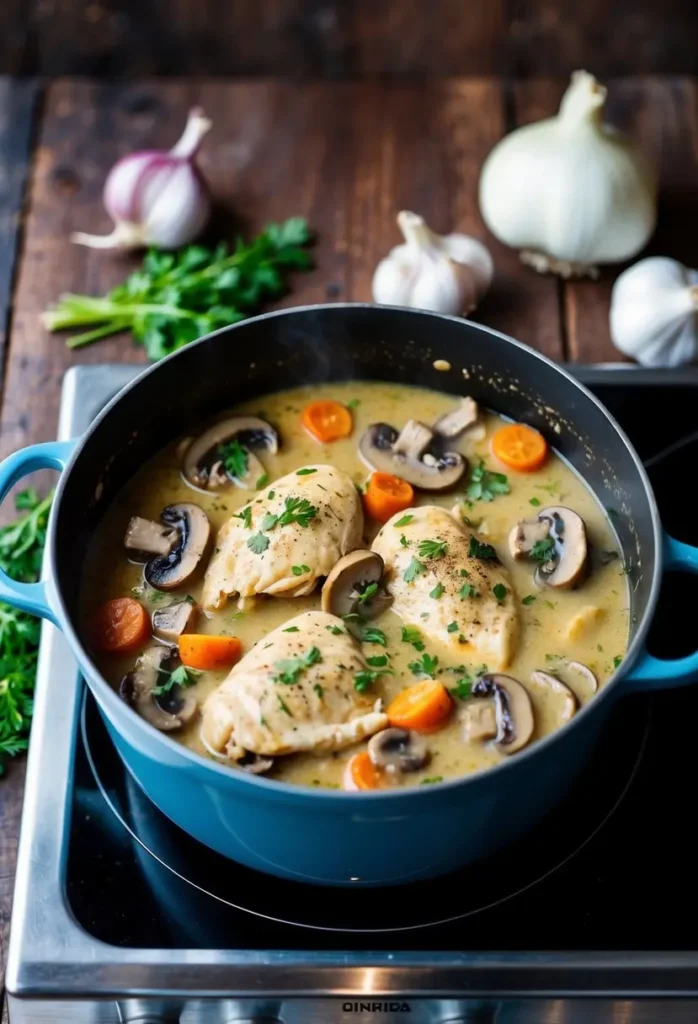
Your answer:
(82, 381), (629, 791)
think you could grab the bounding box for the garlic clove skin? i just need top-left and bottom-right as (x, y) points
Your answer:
(372, 210), (493, 315)
(71, 107), (212, 252)
(478, 71), (657, 278)
(610, 257), (698, 368)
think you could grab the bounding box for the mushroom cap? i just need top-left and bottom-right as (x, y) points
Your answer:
(472, 674), (535, 755)
(535, 505), (589, 590)
(152, 598), (200, 642)
(433, 397), (480, 438)
(529, 670), (577, 724)
(124, 516), (179, 562)
(120, 644), (197, 732)
(359, 421), (466, 491)
(565, 660), (599, 701)
(320, 549), (389, 619)
(368, 727), (430, 773)
(182, 416), (278, 490)
(145, 503), (211, 591)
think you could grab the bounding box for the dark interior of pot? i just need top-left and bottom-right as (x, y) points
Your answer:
(54, 305), (657, 644)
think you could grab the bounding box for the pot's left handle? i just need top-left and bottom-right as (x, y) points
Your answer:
(0, 440), (77, 624)
(623, 534), (698, 691)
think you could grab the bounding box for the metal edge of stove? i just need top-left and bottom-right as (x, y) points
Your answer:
(8, 363), (698, 1004)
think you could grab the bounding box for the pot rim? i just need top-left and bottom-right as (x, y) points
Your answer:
(48, 302), (664, 804)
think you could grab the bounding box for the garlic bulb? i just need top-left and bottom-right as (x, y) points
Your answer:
(72, 107), (212, 251)
(372, 211), (493, 315)
(479, 71), (657, 278)
(610, 257), (698, 367)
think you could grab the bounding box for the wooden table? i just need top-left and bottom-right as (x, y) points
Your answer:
(0, 74), (696, 998)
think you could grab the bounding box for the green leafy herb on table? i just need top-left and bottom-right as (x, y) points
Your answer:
(43, 218), (313, 361)
(0, 490), (52, 776)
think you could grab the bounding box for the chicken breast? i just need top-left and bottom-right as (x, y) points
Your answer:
(202, 464), (363, 611)
(201, 610), (388, 759)
(372, 505), (519, 669)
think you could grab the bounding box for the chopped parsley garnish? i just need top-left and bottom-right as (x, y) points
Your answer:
(357, 582), (379, 604)
(394, 514), (414, 527)
(291, 564), (311, 576)
(354, 666), (394, 692)
(153, 664), (199, 696)
(466, 460), (510, 503)
(401, 626), (425, 650)
(493, 583), (508, 603)
(247, 532), (270, 554)
(530, 537), (556, 562)
(273, 646), (322, 685)
(529, 496), (541, 507)
(256, 474), (269, 489)
(347, 398), (360, 409)
(418, 538), (448, 559)
(613, 655), (623, 669)
(326, 624), (344, 635)
(267, 490), (276, 500)
(468, 536), (497, 561)
(430, 582), (444, 600)
(522, 594), (537, 606)
(408, 652), (439, 678)
(234, 506), (253, 529)
(399, 534), (409, 548)
(450, 675), (473, 700)
(278, 695), (293, 716)
(313, 683), (324, 699)
(260, 512), (278, 531)
(219, 438), (248, 480)
(421, 776), (444, 785)
(296, 468), (317, 476)
(459, 582), (478, 599)
(283, 626), (300, 632)
(403, 557), (426, 582)
(361, 626), (388, 646)
(278, 496), (318, 527)
(447, 621), (458, 633)
(367, 654), (388, 667)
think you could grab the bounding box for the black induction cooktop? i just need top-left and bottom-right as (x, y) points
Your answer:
(65, 368), (698, 954)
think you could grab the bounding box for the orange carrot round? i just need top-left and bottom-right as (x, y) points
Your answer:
(363, 472), (414, 523)
(344, 750), (384, 791)
(301, 400), (353, 443)
(491, 423), (548, 472)
(178, 633), (242, 671)
(91, 597), (150, 654)
(387, 680), (453, 733)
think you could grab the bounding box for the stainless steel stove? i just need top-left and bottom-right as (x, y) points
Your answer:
(7, 363), (698, 1024)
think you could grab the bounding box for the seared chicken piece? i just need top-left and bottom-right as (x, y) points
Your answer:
(202, 464), (363, 611)
(201, 610), (388, 759)
(372, 505), (519, 669)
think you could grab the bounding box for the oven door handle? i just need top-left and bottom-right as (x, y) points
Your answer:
(0, 439), (77, 624)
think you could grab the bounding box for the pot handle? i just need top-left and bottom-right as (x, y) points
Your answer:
(623, 533), (698, 691)
(0, 440), (77, 624)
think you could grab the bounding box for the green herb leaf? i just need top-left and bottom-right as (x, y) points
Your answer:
(429, 582), (444, 600)
(247, 532), (270, 554)
(152, 664), (199, 696)
(531, 537), (556, 562)
(529, 496), (541, 507)
(403, 557), (426, 583)
(613, 655), (623, 669)
(399, 534), (409, 548)
(273, 646), (322, 685)
(354, 666), (394, 692)
(421, 776), (444, 785)
(255, 474), (269, 489)
(401, 626), (425, 651)
(446, 621), (458, 633)
(326, 624), (344, 635)
(459, 582), (478, 599)
(357, 582), (379, 604)
(347, 398), (360, 409)
(296, 468), (317, 476)
(277, 496), (318, 528)
(282, 626), (300, 632)
(219, 438), (248, 481)
(278, 695), (293, 716)
(313, 683), (324, 698)
(360, 626), (388, 646)
(492, 583), (508, 603)
(417, 538), (447, 559)
(234, 506), (253, 530)
(466, 461), (510, 503)
(394, 514), (414, 527)
(367, 654), (388, 667)
(408, 652), (439, 678)
(291, 564), (311, 576)
(468, 536), (497, 561)
(260, 512), (278, 531)
(522, 594), (537, 606)
(267, 490), (276, 500)
(450, 674), (473, 700)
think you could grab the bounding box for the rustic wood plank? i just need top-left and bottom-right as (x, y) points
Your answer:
(0, 761), (25, 996)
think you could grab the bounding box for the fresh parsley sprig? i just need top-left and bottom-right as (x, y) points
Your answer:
(43, 218), (314, 360)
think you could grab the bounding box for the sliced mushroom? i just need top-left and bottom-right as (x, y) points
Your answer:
(236, 750), (274, 775)
(359, 422), (466, 492)
(535, 506), (589, 590)
(471, 674), (535, 755)
(152, 598), (200, 643)
(119, 645), (197, 732)
(182, 416), (278, 490)
(368, 728), (429, 774)
(564, 660), (599, 702)
(124, 516), (179, 562)
(529, 670), (577, 724)
(461, 699), (498, 742)
(508, 518), (551, 561)
(321, 550), (391, 619)
(144, 503), (211, 592)
(433, 397), (480, 438)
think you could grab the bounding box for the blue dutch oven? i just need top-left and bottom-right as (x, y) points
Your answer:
(2, 305), (698, 887)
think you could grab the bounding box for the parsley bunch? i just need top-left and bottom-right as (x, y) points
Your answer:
(43, 218), (313, 361)
(0, 490), (52, 776)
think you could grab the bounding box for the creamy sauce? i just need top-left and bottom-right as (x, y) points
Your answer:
(82, 381), (629, 789)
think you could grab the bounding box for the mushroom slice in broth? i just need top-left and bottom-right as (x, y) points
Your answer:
(120, 645), (197, 732)
(124, 515), (179, 561)
(535, 506), (589, 590)
(471, 674), (535, 755)
(144, 503), (211, 591)
(368, 728), (429, 775)
(321, 550), (391, 619)
(529, 670), (577, 724)
(152, 598), (199, 643)
(182, 416), (278, 491)
(359, 420), (467, 491)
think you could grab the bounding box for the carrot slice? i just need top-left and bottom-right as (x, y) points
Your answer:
(178, 634), (242, 671)
(91, 597), (150, 654)
(387, 680), (453, 733)
(491, 423), (548, 472)
(302, 400), (353, 443)
(344, 750), (384, 791)
(363, 472), (414, 523)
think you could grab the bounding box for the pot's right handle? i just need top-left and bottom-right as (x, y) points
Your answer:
(0, 440), (77, 624)
(624, 534), (698, 691)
